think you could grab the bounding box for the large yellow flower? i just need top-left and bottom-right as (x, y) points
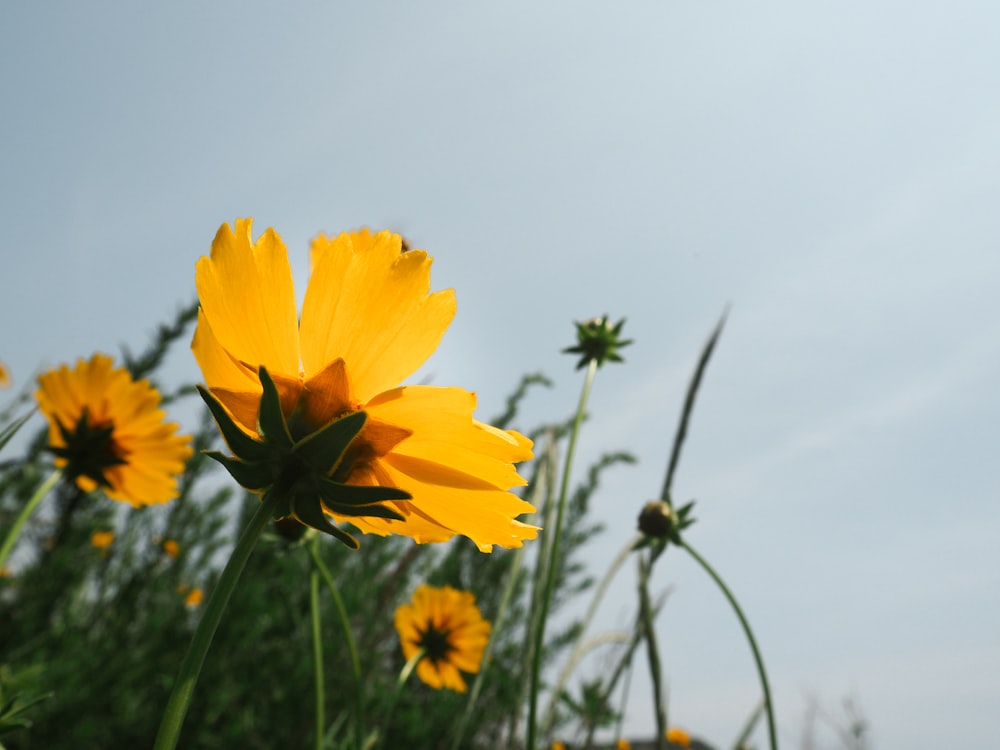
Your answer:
(394, 583), (490, 692)
(36, 354), (193, 506)
(191, 219), (537, 551)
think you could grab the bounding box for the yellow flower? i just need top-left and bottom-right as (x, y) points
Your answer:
(35, 354), (193, 507)
(666, 727), (691, 747)
(192, 219), (537, 551)
(90, 530), (114, 551)
(616, 739), (631, 750)
(394, 584), (490, 693)
(184, 587), (204, 607)
(551, 742), (567, 750)
(0, 361), (11, 388)
(163, 539), (180, 558)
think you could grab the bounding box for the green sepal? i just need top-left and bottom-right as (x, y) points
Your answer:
(287, 492), (360, 550)
(631, 535), (655, 552)
(197, 386), (271, 463)
(203, 451), (275, 492)
(292, 410), (367, 474)
(321, 501), (405, 521)
(675, 499), (697, 532)
(256, 367), (293, 449)
(316, 477), (411, 507)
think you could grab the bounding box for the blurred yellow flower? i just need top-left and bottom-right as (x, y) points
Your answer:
(667, 727), (691, 747)
(90, 530), (114, 551)
(192, 220), (537, 551)
(0, 567), (9, 578)
(183, 587), (203, 607)
(0, 361), (10, 388)
(551, 742), (566, 750)
(394, 584), (490, 693)
(617, 739), (631, 750)
(163, 539), (180, 558)
(35, 354), (193, 507)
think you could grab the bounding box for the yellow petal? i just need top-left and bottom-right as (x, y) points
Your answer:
(195, 219), (301, 382)
(366, 385), (532, 490)
(381, 459), (538, 551)
(300, 229), (456, 401)
(192, 309), (261, 397)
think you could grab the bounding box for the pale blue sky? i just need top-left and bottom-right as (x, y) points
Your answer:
(3, 2), (1000, 747)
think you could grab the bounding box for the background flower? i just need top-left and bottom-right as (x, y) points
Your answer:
(35, 354), (192, 507)
(90, 530), (114, 551)
(394, 583), (491, 693)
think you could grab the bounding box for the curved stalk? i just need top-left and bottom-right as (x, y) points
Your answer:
(680, 539), (777, 750)
(373, 648), (424, 750)
(0, 469), (61, 569)
(541, 533), (640, 732)
(153, 491), (280, 750)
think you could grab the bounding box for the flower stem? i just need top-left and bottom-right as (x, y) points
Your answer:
(374, 647), (424, 750)
(638, 552), (668, 750)
(310, 539), (326, 750)
(527, 358), (598, 750)
(680, 539), (777, 750)
(153, 491), (280, 750)
(0, 469), (61, 569)
(308, 539), (365, 750)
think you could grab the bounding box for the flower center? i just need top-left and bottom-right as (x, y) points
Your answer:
(416, 624), (455, 664)
(49, 408), (127, 489)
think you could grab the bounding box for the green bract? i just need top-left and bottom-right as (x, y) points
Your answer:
(636, 498), (697, 547)
(198, 366), (412, 550)
(562, 315), (633, 370)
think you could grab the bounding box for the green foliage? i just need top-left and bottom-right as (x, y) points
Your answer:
(0, 304), (630, 750)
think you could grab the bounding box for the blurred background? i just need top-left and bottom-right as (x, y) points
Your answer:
(2, 2), (999, 746)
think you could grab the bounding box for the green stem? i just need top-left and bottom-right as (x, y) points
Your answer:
(153, 491), (280, 750)
(638, 552), (668, 750)
(680, 539), (777, 750)
(0, 469), (61, 569)
(527, 358), (598, 750)
(308, 539), (365, 750)
(310, 539), (326, 750)
(374, 647), (424, 750)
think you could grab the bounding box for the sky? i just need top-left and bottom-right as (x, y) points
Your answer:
(3, 1), (1000, 747)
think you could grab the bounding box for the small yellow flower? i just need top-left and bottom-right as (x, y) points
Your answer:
(35, 354), (193, 507)
(0, 361), (11, 388)
(90, 530), (114, 551)
(551, 742), (567, 750)
(394, 584), (490, 693)
(184, 587), (203, 607)
(0, 567), (9, 578)
(666, 727), (691, 747)
(163, 539), (180, 558)
(192, 220), (537, 550)
(616, 739), (631, 750)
